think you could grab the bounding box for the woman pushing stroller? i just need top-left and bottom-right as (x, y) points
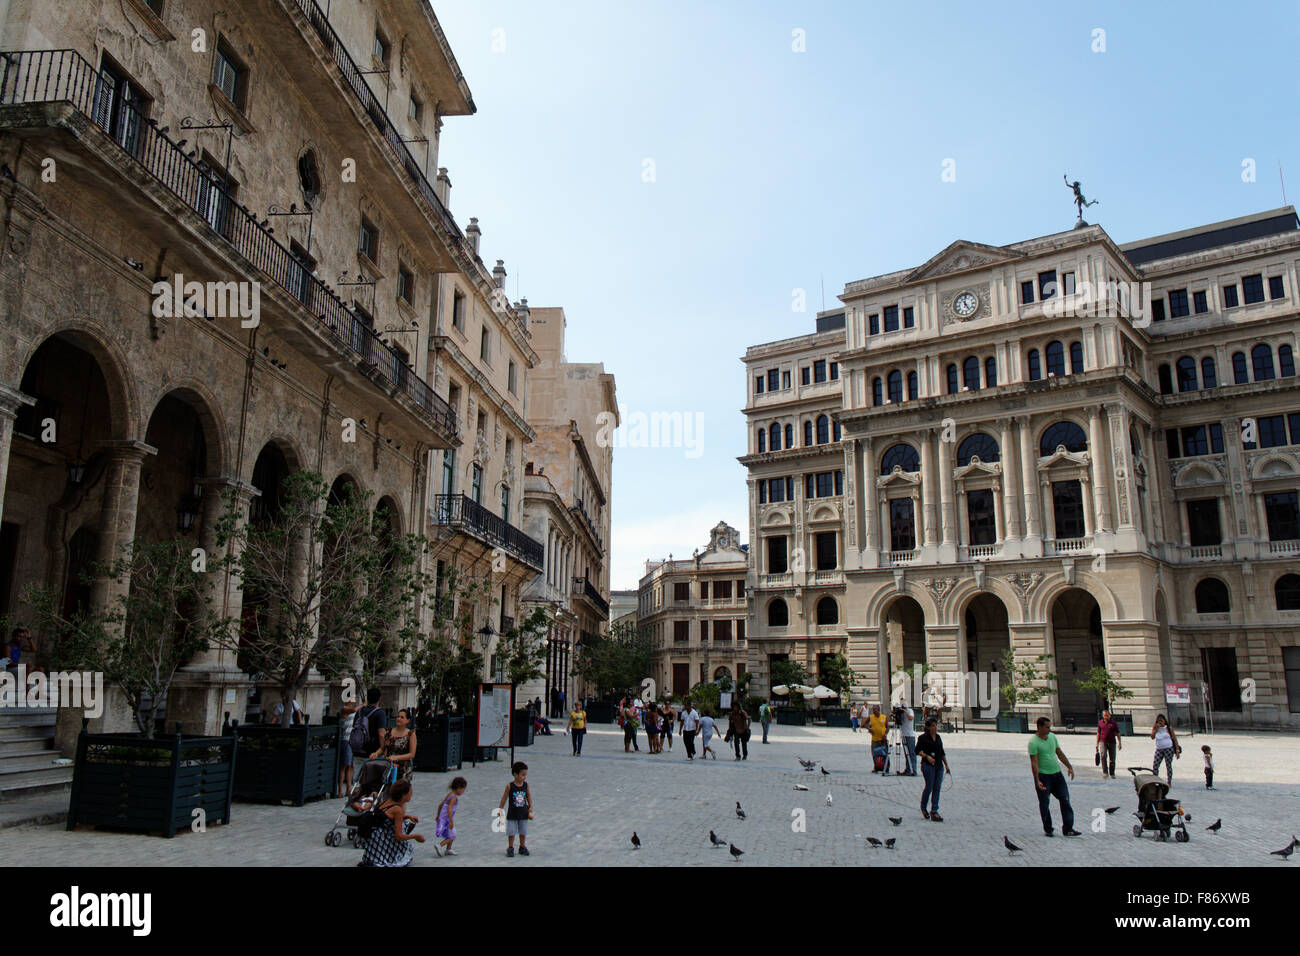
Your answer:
(370, 708), (418, 781)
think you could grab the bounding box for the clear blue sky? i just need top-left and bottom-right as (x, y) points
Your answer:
(432, 0), (1300, 590)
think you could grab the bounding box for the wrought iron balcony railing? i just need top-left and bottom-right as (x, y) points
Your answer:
(0, 47), (458, 438)
(569, 503), (604, 552)
(434, 494), (543, 570)
(571, 576), (610, 617)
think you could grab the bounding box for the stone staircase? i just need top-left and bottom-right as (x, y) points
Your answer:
(0, 707), (73, 801)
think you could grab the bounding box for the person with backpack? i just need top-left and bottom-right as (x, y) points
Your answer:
(349, 688), (387, 767)
(759, 700), (772, 744)
(729, 701), (751, 760)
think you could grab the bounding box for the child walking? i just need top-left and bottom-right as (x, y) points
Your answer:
(499, 761), (534, 857)
(1202, 745), (1215, 790)
(434, 777), (466, 856)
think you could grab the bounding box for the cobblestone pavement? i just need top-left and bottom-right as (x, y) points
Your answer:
(3, 723), (1297, 866)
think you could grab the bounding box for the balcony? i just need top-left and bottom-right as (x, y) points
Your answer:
(959, 543), (1002, 561)
(886, 550), (918, 565)
(1268, 539), (1300, 555)
(1045, 536), (1093, 556)
(433, 494), (543, 570)
(1187, 544), (1223, 561)
(0, 48), (458, 439)
(809, 569), (843, 586)
(571, 576), (610, 618)
(569, 503), (604, 553)
(758, 573), (792, 588)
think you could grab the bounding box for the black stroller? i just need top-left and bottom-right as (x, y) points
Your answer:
(325, 759), (396, 848)
(1127, 767), (1189, 842)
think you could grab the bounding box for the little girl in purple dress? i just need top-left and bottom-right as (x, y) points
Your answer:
(435, 777), (467, 857)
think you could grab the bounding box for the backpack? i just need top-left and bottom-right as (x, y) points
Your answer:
(348, 707), (372, 755)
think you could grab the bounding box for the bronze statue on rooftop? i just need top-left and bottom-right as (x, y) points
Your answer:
(1064, 175), (1099, 224)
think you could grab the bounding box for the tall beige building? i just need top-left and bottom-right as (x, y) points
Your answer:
(519, 307), (617, 707)
(743, 206), (1300, 730)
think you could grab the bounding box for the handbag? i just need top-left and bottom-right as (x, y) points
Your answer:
(1095, 751), (1101, 766)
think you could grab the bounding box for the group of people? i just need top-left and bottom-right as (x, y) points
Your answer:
(602, 696), (770, 761)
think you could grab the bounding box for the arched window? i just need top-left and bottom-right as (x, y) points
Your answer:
(1176, 356), (1198, 392)
(984, 357), (997, 387)
(1040, 421), (1088, 456)
(1232, 351), (1248, 384)
(769, 423), (781, 451)
(963, 356), (980, 391)
(1276, 573), (1300, 610)
(815, 597), (839, 625)
(907, 370), (918, 400)
(1194, 578), (1230, 614)
(1027, 349), (1042, 381)
(946, 364), (959, 394)
(1280, 344), (1296, 378)
(1252, 344), (1275, 381)
(784, 423), (793, 448)
(816, 414), (829, 444)
(1069, 341), (1084, 373)
(887, 370), (903, 404)
(768, 598), (789, 627)
(872, 377), (883, 407)
(757, 429), (765, 453)
(880, 443), (920, 475)
(956, 432), (1000, 466)
(298, 150), (322, 202)
(804, 420), (814, 445)
(1045, 340), (1065, 377)
(1201, 357), (1218, 389)
(1157, 364), (1173, 395)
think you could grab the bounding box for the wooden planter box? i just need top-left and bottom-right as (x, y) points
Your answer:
(413, 715), (463, 773)
(997, 713), (1030, 733)
(818, 707), (851, 728)
(776, 708), (806, 726)
(67, 728), (237, 838)
(512, 709), (535, 747)
(231, 722), (339, 805)
(1112, 714), (1135, 736)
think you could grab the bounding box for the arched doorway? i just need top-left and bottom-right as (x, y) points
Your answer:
(963, 592), (1010, 718)
(141, 391), (212, 542)
(1050, 588), (1104, 720)
(238, 442), (295, 674)
(881, 595), (925, 699)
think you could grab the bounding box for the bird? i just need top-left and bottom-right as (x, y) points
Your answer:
(820, 766), (830, 776)
(729, 843), (744, 861)
(798, 757), (817, 771)
(735, 802), (746, 820)
(1206, 819), (1222, 833)
(889, 817), (902, 826)
(866, 837), (882, 848)
(885, 838), (896, 849)
(630, 832), (640, 850)
(825, 794), (833, 806)
(709, 830), (725, 848)
(793, 784), (809, 791)
(1104, 807), (1120, 815)
(1270, 842), (1294, 860)
(1004, 836), (1023, 855)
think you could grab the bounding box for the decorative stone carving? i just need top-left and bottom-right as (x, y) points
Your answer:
(924, 576), (959, 603)
(1004, 571), (1043, 612)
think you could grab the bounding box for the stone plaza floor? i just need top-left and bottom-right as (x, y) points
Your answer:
(2, 722), (1297, 866)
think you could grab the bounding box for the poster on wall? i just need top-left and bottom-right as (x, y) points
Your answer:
(476, 683), (514, 749)
(1165, 682), (1190, 704)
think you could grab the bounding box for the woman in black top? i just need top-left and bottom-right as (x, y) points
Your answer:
(915, 718), (952, 822)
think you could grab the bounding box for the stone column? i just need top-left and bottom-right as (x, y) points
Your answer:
(1041, 476), (1056, 540)
(1018, 417), (1042, 554)
(1088, 405), (1112, 533)
(862, 436), (878, 566)
(1080, 473), (1094, 538)
(921, 429), (938, 548)
(998, 418), (1020, 540)
(1109, 404), (1138, 532)
(0, 385), (35, 528)
(938, 431), (956, 559)
(993, 478), (1005, 541)
(90, 440), (157, 611)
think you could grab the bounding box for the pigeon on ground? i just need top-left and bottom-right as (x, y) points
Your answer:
(1004, 836), (1023, 855)
(885, 838), (896, 849)
(866, 837), (882, 848)
(1270, 842), (1294, 860)
(1206, 819), (1222, 833)
(1104, 807), (1120, 814)
(729, 843), (744, 861)
(821, 766), (830, 776)
(631, 832), (640, 850)
(793, 784), (809, 791)
(798, 757), (817, 771)
(709, 830), (725, 847)
(825, 793), (833, 806)
(889, 817), (902, 826)
(735, 802), (746, 820)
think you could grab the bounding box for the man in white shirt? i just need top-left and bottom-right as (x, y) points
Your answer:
(679, 700), (701, 760)
(898, 701), (918, 775)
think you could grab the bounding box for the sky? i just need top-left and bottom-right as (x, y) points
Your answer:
(430, 0), (1300, 591)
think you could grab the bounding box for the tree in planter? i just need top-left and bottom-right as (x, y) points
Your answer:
(998, 648), (1058, 715)
(497, 606), (552, 688)
(818, 653), (858, 701)
(1075, 666), (1134, 712)
(573, 619), (654, 700)
(403, 565), (492, 715)
(16, 538), (224, 738)
(213, 471), (423, 725)
(769, 658), (813, 708)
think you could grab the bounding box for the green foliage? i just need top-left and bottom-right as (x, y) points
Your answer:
(573, 618), (653, 698)
(498, 606), (551, 687)
(402, 565), (491, 714)
(999, 648), (1058, 713)
(1075, 666), (1134, 708)
(770, 658), (812, 689)
(687, 680), (721, 717)
(817, 653), (857, 698)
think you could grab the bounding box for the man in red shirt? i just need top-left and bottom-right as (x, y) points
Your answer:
(1095, 709), (1122, 778)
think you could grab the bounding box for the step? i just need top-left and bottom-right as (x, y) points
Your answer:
(0, 735), (53, 756)
(0, 723), (54, 739)
(0, 709), (58, 728)
(0, 751), (66, 772)
(0, 764), (74, 797)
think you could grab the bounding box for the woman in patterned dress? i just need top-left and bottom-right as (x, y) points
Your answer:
(371, 708), (418, 782)
(359, 779), (424, 867)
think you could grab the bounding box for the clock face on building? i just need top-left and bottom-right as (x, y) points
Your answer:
(953, 291), (979, 318)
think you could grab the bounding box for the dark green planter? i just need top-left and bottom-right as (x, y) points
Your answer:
(997, 713), (1030, 733)
(512, 709), (536, 747)
(231, 722), (339, 805)
(776, 708), (806, 726)
(1113, 714), (1134, 736)
(819, 707), (851, 728)
(413, 715), (463, 773)
(67, 726), (237, 837)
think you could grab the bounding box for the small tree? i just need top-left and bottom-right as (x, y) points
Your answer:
(573, 619), (653, 699)
(498, 606), (551, 688)
(770, 658), (813, 709)
(999, 648), (1058, 714)
(1075, 666), (1134, 711)
(19, 538), (223, 737)
(403, 565), (492, 715)
(818, 653), (858, 700)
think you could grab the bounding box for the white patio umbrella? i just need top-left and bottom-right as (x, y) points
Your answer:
(811, 685), (838, 699)
(771, 684), (790, 696)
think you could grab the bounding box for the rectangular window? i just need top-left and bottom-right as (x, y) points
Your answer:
(1223, 284), (1239, 308)
(1242, 274), (1265, 304)
(1052, 480), (1086, 539)
(829, 362), (839, 380)
(766, 536), (788, 574)
(815, 531), (837, 571)
(804, 474), (814, 499)
(768, 477), (786, 503)
(754, 375), (764, 394)
(504, 360), (517, 395)
(359, 218), (378, 262)
(1020, 280), (1035, 305)
(700, 620), (709, 642)
(883, 305), (899, 332)
(889, 499), (915, 552)
(397, 265), (414, 304)
(214, 42), (247, 108)
(389, 343), (409, 390)
(1186, 498), (1222, 547)
(501, 485), (510, 524)
(782, 370), (791, 389)
(759, 481), (767, 504)
(767, 369), (780, 391)
(674, 620), (689, 643)
(195, 155), (236, 237)
(1168, 288), (1189, 318)
(1181, 425), (1210, 457)
(408, 94), (423, 124)
(1038, 270), (1058, 300)
(715, 580), (732, 600)
(1151, 299), (1166, 322)
(815, 471), (833, 498)
(452, 289), (466, 330)
(374, 31), (390, 65)
(1193, 290), (1208, 314)
(834, 470), (843, 496)
(714, 620), (732, 642)
(1289, 413), (1300, 446)
(440, 449), (455, 496)
(800, 366), (810, 386)
(1063, 272), (1076, 295)
(480, 326), (491, 361)
(869, 313), (879, 335)
(1259, 414), (1288, 448)
(1269, 275), (1285, 300)
(1209, 422), (1224, 453)
(1166, 429), (1181, 460)
(813, 359), (827, 383)
(288, 241), (316, 304)
(902, 306), (915, 328)
(967, 489), (996, 546)
(674, 582), (689, 602)
(1265, 491), (1300, 542)
(93, 58), (150, 156)
(471, 464), (483, 504)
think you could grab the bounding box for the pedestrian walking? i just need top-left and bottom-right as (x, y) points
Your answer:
(660, 701), (675, 750)
(1029, 716), (1079, 837)
(680, 699), (701, 760)
(434, 777), (466, 857)
(645, 702), (662, 754)
(337, 698), (358, 798)
(1095, 709), (1122, 779)
(622, 700), (640, 753)
(915, 717), (950, 821)
(699, 711), (720, 759)
(850, 701), (860, 733)
(867, 704), (889, 773)
(1150, 713), (1181, 786)
(758, 700), (772, 743)
(729, 701), (750, 760)
(499, 761), (534, 857)
(565, 700), (587, 755)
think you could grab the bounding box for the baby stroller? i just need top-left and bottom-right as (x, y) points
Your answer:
(1127, 767), (1189, 842)
(325, 759), (396, 848)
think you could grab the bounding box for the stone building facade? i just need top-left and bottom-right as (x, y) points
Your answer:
(742, 206), (1300, 729)
(0, 0), (537, 736)
(639, 521), (750, 699)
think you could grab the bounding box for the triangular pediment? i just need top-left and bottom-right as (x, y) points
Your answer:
(905, 240), (1026, 283)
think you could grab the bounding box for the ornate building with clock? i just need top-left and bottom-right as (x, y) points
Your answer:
(742, 206), (1300, 729)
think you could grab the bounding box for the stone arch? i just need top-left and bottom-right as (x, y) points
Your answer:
(142, 383), (230, 479)
(11, 325), (140, 441)
(956, 591), (1012, 699)
(945, 576), (1025, 626)
(1251, 453), (1299, 480)
(374, 493), (404, 536)
(1049, 587), (1106, 718)
(863, 581), (940, 629)
(1026, 571), (1121, 623)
